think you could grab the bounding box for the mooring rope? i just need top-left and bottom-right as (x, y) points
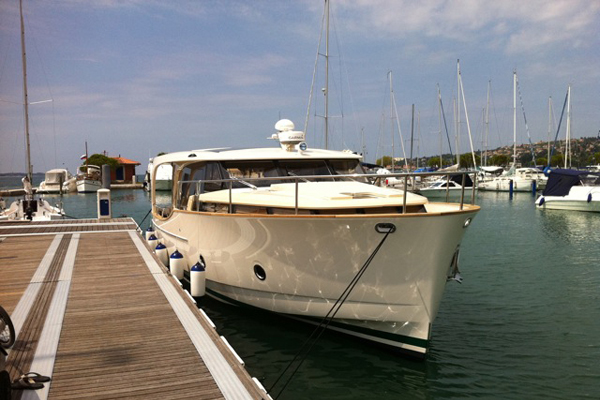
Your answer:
(270, 228), (393, 399)
(135, 209), (152, 232)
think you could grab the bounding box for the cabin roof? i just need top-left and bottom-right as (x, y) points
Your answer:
(111, 156), (141, 166)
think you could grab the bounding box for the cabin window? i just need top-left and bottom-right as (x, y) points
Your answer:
(222, 160), (283, 187)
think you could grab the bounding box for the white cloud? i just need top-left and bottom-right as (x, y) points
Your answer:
(334, 0), (600, 54)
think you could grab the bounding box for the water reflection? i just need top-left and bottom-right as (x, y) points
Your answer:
(198, 296), (432, 399)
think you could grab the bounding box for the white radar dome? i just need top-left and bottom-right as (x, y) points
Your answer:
(275, 119), (295, 132)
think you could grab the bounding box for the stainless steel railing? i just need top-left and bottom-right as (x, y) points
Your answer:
(171, 170), (477, 215)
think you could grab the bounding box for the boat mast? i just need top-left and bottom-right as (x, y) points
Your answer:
(547, 97), (552, 168)
(410, 104), (415, 170)
(565, 85), (571, 169)
(324, 0), (330, 149)
(438, 85), (443, 168)
(513, 70), (517, 168)
(20, 0), (32, 184)
(485, 80), (490, 167)
(390, 71), (395, 172)
(455, 60), (461, 166)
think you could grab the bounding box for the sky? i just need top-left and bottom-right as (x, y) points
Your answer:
(1, 0), (599, 175)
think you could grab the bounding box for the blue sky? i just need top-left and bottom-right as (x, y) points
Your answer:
(1, 0), (599, 175)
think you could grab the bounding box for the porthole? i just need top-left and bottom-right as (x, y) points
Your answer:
(254, 264), (266, 281)
(463, 218), (472, 228)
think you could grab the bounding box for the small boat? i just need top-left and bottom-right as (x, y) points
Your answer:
(535, 169), (600, 212)
(150, 118), (480, 357)
(478, 166), (546, 192)
(0, 177), (64, 221)
(419, 174), (474, 198)
(76, 165), (102, 193)
(38, 168), (76, 193)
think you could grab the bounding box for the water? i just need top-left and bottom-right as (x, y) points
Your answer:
(2, 177), (599, 399)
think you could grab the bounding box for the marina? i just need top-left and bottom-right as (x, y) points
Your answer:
(0, 217), (268, 399)
(1, 180), (599, 399)
(1, 0), (599, 399)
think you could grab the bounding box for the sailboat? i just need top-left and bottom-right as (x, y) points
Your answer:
(0, 0), (64, 221)
(478, 71), (546, 192)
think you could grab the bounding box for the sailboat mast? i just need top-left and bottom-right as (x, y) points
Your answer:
(437, 85), (443, 168)
(513, 71), (517, 167)
(547, 97), (552, 167)
(455, 60), (461, 166)
(565, 85), (571, 169)
(20, 0), (32, 184)
(324, 0), (330, 149)
(389, 71), (395, 172)
(410, 104), (414, 170)
(485, 80), (490, 166)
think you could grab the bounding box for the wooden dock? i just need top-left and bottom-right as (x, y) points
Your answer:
(0, 218), (269, 400)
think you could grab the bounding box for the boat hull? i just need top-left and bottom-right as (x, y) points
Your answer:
(153, 205), (478, 356)
(77, 179), (102, 193)
(478, 177), (539, 192)
(536, 186), (600, 212)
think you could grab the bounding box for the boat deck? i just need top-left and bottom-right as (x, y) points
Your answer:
(0, 218), (268, 399)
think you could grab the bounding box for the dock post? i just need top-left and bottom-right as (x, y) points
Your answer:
(532, 180), (537, 195)
(102, 164), (111, 189)
(97, 189), (112, 219)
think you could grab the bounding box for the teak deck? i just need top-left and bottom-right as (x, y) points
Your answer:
(0, 218), (268, 400)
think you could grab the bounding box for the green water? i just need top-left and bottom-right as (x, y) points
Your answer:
(201, 191), (600, 399)
(3, 183), (599, 399)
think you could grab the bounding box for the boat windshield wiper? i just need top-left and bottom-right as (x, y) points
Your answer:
(232, 176), (257, 190)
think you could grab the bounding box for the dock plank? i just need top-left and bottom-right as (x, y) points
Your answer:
(0, 218), (267, 400)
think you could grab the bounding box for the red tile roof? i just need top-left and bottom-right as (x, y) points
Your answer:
(111, 157), (141, 166)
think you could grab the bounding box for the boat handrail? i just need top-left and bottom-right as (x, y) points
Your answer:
(173, 170), (477, 215)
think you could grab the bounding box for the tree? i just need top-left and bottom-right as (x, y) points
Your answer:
(83, 154), (119, 170)
(376, 156), (393, 167)
(427, 156), (443, 168)
(537, 157), (548, 167)
(489, 154), (510, 166)
(550, 154), (564, 167)
(459, 153), (480, 168)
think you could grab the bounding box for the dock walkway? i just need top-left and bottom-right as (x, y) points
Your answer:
(0, 218), (268, 399)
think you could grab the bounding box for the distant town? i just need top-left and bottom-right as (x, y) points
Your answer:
(377, 136), (600, 169)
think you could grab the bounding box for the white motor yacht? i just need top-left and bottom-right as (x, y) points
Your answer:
(419, 174), (475, 199)
(149, 119), (480, 357)
(535, 169), (600, 212)
(478, 166), (546, 192)
(38, 168), (76, 193)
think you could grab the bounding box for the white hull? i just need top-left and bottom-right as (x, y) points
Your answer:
(38, 178), (77, 193)
(0, 197), (63, 221)
(478, 177), (538, 192)
(154, 204), (478, 355)
(536, 186), (600, 212)
(77, 179), (102, 193)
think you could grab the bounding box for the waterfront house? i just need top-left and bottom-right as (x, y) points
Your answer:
(110, 156), (141, 183)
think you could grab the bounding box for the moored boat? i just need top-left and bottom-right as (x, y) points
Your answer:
(1, 0), (64, 221)
(76, 165), (102, 193)
(535, 169), (600, 212)
(150, 119), (480, 357)
(38, 168), (76, 193)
